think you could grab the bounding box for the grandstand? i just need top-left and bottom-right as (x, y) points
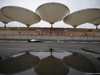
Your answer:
(0, 27), (100, 42)
(0, 3), (100, 42)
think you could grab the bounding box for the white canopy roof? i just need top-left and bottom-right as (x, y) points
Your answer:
(35, 2), (70, 24)
(0, 11), (12, 24)
(90, 18), (100, 25)
(63, 8), (100, 28)
(1, 6), (41, 27)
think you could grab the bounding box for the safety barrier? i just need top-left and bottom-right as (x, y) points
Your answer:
(0, 35), (100, 41)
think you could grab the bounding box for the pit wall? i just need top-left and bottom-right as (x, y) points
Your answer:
(0, 35), (100, 41)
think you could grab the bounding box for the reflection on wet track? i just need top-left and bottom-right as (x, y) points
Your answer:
(0, 49), (100, 75)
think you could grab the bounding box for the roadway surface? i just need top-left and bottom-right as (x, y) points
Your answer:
(0, 42), (100, 58)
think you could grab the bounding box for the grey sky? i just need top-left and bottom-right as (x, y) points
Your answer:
(0, 0), (100, 29)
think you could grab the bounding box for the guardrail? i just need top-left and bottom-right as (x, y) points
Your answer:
(0, 35), (100, 41)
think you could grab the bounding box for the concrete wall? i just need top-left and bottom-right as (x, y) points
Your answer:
(0, 35), (100, 41)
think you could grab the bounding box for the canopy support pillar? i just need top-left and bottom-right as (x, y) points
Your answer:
(73, 26), (76, 29)
(96, 25), (98, 29)
(50, 23), (54, 36)
(3, 22), (8, 28)
(49, 48), (54, 56)
(95, 24), (99, 29)
(4, 23), (6, 28)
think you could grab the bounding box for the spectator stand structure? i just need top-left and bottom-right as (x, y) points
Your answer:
(0, 2), (100, 42)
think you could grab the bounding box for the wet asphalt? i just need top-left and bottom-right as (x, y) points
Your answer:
(0, 42), (100, 58)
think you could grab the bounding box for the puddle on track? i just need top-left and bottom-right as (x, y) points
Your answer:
(0, 50), (100, 75)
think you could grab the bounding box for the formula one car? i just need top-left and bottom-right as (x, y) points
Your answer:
(28, 39), (42, 42)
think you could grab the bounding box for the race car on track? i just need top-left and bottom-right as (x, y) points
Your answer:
(28, 39), (42, 42)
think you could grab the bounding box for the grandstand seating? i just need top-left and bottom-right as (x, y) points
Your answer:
(0, 27), (100, 37)
(0, 30), (19, 35)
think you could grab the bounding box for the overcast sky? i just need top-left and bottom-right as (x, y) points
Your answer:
(0, 0), (100, 29)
